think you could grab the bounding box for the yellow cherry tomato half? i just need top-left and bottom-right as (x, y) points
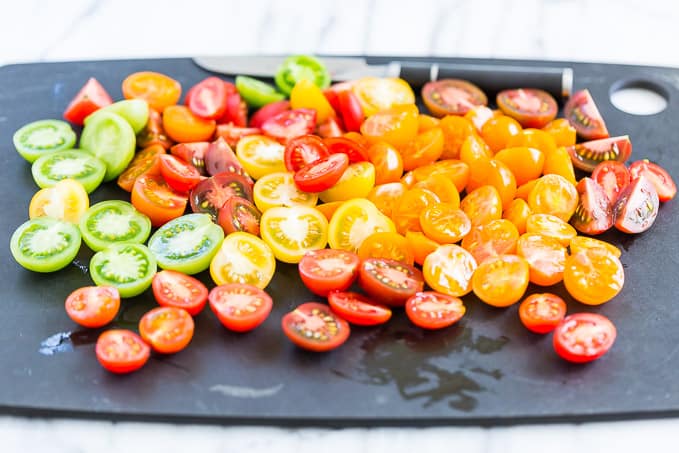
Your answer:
(29, 178), (89, 224)
(260, 205), (328, 263)
(328, 198), (396, 253)
(318, 161), (376, 203)
(236, 135), (287, 180)
(210, 232), (276, 289)
(253, 171), (318, 212)
(290, 79), (335, 123)
(422, 244), (478, 297)
(352, 77), (416, 117)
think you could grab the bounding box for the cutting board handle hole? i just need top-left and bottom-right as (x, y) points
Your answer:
(609, 79), (668, 116)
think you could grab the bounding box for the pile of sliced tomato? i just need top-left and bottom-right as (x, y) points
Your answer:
(9, 54), (678, 372)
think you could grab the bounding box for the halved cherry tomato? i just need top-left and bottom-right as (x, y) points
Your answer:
(158, 154), (203, 193)
(122, 71), (181, 112)
(152, 270), (208, 316)
(217, 196), (261, 236)
(496, 88), (557, 128)
(494, 146), (545, 186)
(282, 302), (350, 352)
(357, 231), (414, 265)
(553, 313), (616, 363)
(298, 249), (360, 297)
(65, 286), (120, 328)
(472, 254), (530, 307)
(253, 171), (318, 212)
(628, 159), (676, 202)
(464, 105), (497, 131)
(563, 89), (609, 140)
(503, 198), (532, 234)
(170, 141), (209, 175)
(527, 174), (578, 222)
(460, 219), (519, 265)
(249, 100), (291, 128)
(284, 134), (330, 172)
(64, 77), (113, 126)
(259, 205), (328, 263)
(324, 136), (369, 163)
(391, 187), (440, 233)
(328, 291), (392, 326)
(318, 161), (376, 203)
(569, 235), (621, 259)
(405, 291), (466, 330)
(422, 244), (477, 297)
(566, 135), (632, 172)
(262, 108), (317, 143)
(525, 213), (577, 246)
(209, 232), (276, 288)
(518, 293), (566, 334)
(399, 127), (445, 171)
(131, 174), (188, 227)
(214, 123), (262, 147)
(190, 172), (254, 220)
(95, 329), (150, 374)
(137, 108), (174, 150)
(571, 177), (613, 235)
(481, 115), (522, 153)
(460, 185), (503, 227)
(316, 116), (345, 138)
(459, 135), (492, 192)
(516, 232), (567, 286)
(485, 159), (517, 209)
(542, 145), (576, 185)
(352, 77), (415, 117)
(418, 114), (441, 132)
(187, 76), (228, 120)
(336, 89), (365, 132)
(117, 144), (164, 192)
(208, 283), (273, 332)
(290, 79), (335, 123)
(439, 115), (476, 160)
(419, 203), (471, 244)
(29, 178), (89, 224)
(564, 248), (624, 305)
(328, 198), (395, 252)
(139, 306), (194, 354)
(422, 79), (487, 117)
(613, 175), (659, 233)
(367, 141), (404, 184)
(542, 118), (577, 147)
(235, 134), (286, 180)
(411, 159), (469, 193)
(591, 161), (630, 204)
(360, 104), (419, 148)
(315, 201), (343, 221)
(367, 182), (408, 218)
(358, 258), (424, 307)
(405, 230), (440, 266)
(414, 174), (460, 207)
(506, 128), (557, 156)
(163, 105), (216, 143)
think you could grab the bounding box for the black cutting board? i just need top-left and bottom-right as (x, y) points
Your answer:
(1, 57), (678, 427)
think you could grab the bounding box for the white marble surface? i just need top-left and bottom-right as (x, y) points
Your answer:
(2, 0), (679, 451)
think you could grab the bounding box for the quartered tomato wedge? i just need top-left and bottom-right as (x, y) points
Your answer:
(29, 178), (89, 224)
(261, 108), (317, 143)
(137, 108), (174, 150)
(298, 249), (360, 297)
(65, 286), (120, 328)
(496, 88), (557, 128)
(328, 291), (392, 326)
(217, 196), (261, 236)
(613, 175), (659, 233)
(152, 270), (208, 316)
(187, 76), (228, 120)
(204, 136), (248, 177)
(63, 77), (113, 126)
(628, 159), (676, 202)
(95, 329), (150, 374)
(563, 89), (609, 140)
(139, 306), (194, 354)
(158, 154), (203, 193)
(284, 134), (329, 172)
(553, 313), (616, 363)
(358, 257), (424, 307)
(294, 153), (349, 193)
(282, 302), (350, 352)
(170, 141), (209, 175)
(422, 79), (487, 117)
(131, 174), (188, 227)
(571, 177), (613, 235)
(208, 283), (273, 332)
(189, 172), (254, 220)
(566, 135), (632, 172)
(405, 291), (466, 330)
(210, 232), (276, 288)
(518, 293), (566, 334)
(591, 160), (630, 204)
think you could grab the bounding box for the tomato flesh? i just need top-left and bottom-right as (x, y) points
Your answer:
(405, 291), (466, 330)
(294, 152), (349, 193)
(358, 258), (424, 307)
(298, 249), (360, 297)
(159, 154), (203, 193)
(591, 160), (630, 204)
(282, 302), (350, 352)
(422, 79), (487, 117)
(563, 89), (609, 140)
(139, 306), (194, 354)
(262, 108), (317, 143)
(553, 313), (616, 363)
(63, 77), (113, 126)
(496, 88), (557, 128)
(628, 159), (676, 202)
(518, 293), (566, 334)
(96, 329), (150, 374)
(152, 270), (208, 316)
(328, 291), (392, 326)
(65, 286), (120, 328)
(284, 134), (329, 172)
(187, 76), (228, 120)
(571, 177), (613, 235)
(209, 283), (273, 332)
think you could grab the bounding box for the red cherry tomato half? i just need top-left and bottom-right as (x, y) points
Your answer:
(204, 136), (249, 178)
(613, 175), (659, 233)
(324, 136), (369, 163)
(316, 116), (345, 138)
(217, 196), (261, 236)
(405, 291), (466, 330)
(65, 286), (120, 328)
(171, 141), (209, 175)
(158, 154), (203, 193)
(250, 100), (291, 128)
(563, 89), (609, 140)
(328, 291), (392, 326)
(571, 177), (613, 235)
(187, 76), (228, 120)
(152, 270), (208, 316)
(189, 171), (254, 220)
(281, 302), (350, 352)
(518, 293), (566, 334)
(421, 79), (487, 117)
(214, 123), (262, 148)
(298, 248), (361, 297)
(284, 134), (330, 172)
(294, 152), (349, 193)
(261, 108), (317, 143)
(208, 283), (273, 332)
(138, 306), (194, 354)
(95, 329), (150, 374)
(496, 88), (558, 128)
(220, 83), (248, 127)
(553, 312), (616, 363)
(358, 258), (425, 307)
(566, 135), (632, 172)
(591, 160), (630, 204)
(628, 159), (676, 202)
(63, 77), (113, 126)
(337, 90), (365, 132)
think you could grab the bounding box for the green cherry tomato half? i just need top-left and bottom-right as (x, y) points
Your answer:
(13, 119), (77, 163)
(31, 149), (107, 193)
(10, 217), (82, 273)
(274, 55), (331, 96)
(97, 99), (150, 134)
(80, 110), (136, 181)
(147, 213), (225, 275)
(89, 243), (157, 298)
(235, 75), (286, 109)
(79, 200), (152, 252)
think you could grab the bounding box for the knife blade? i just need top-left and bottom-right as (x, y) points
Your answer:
(193, 55), (573, 98)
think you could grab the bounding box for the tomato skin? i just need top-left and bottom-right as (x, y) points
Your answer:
(217, 196), (261, 236)
(122, 71), (181, 112)
(221, 85), (248, 127)
(284, 134), (329, 172)
(158, 154), (203, 193)
(563, 89), (609, 140)
(250, 100), (290, 128)
(65, 286), (120, 328)
(571, 177), (613, 235)
(591, 160), (630, 204)
(208, 283), (273, 332)
(324, 136), (369, 163)
(131, 174), (188, 227)
(152, 270), (208, 316)
(358, 258), (424, 307)
(163, 105), (216, 143)
(628, 159), (676, 202)
(405, 291), (466, 330)
(518, 293), (566, 334)
(337, 89), (365, 132)
(294, 152), (349, 193)
(496, 89), (558, 128)
(205, 136), (249, 178)
(96, 329), (150, 374)
(63, 77), (113, 126)
(262, 108), (317, 143)
(566, 135), (632, 173)
(328, 291), (392, 326)
(367, 141), (404, 184)
(298, 249), (360, 297)
(553, 313), (616, 363)
(139, 307), (194, 354)
(170, 141), (210, 175)
(563, 248), (624, 305)
(187, 76), (228, 120)
(361, 104), (419, 148)
(281, 302), (350, 352)
(472, 254), (530, 307)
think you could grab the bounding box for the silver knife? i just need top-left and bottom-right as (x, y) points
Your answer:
(193, 55), (573, 98)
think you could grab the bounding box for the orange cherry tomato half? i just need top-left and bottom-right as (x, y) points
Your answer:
(460, 185), (503, 227)
(502, 198), (532, 234)
(122, 71), (181, 112)
(419, 203), (471, 244)
(460, 218), (519, 265)
(95, 329), (150, 374)
(472, 254), (530, 307)
(131, 174), (188, 227)
(405, 230), (440, 266)
(527, 174), (579, 222)
(563, 248), (624, 305)
(439, 114), (477, 160)
(137, 108), (174, 150)
(494, 146), (545, 186)
(328, 291), (392, 326)
(459, 134), (492, 192)
(391, 187), (440, 234)
(542, 118), (577, 147)
(518, 293), (566, 334)
(357, 231), (414, 265)
(117, 144), (164, 192)
(65, 286), (120, 328)
(411, 159), (470, 193)
(399, 127), (445, 171)
(208, 283), (273, 332)
(480, 115), (522, 153)
(282, 302), (351, 352)
(414, 174), (460, 208)
(367, 141), (404, 185)
(138, 306), (194, 354)
(405, 291), (466, 330)
(422, 244), (477, 297)
(553, 313), (616, 363)
(162, 105), (216, 143)
(360, 104), (419, 148)
(152, 270), (208, 316)
(516, 232), (567, 286)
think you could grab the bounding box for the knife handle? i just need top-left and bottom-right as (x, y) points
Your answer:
(397, 61), (573, 99)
